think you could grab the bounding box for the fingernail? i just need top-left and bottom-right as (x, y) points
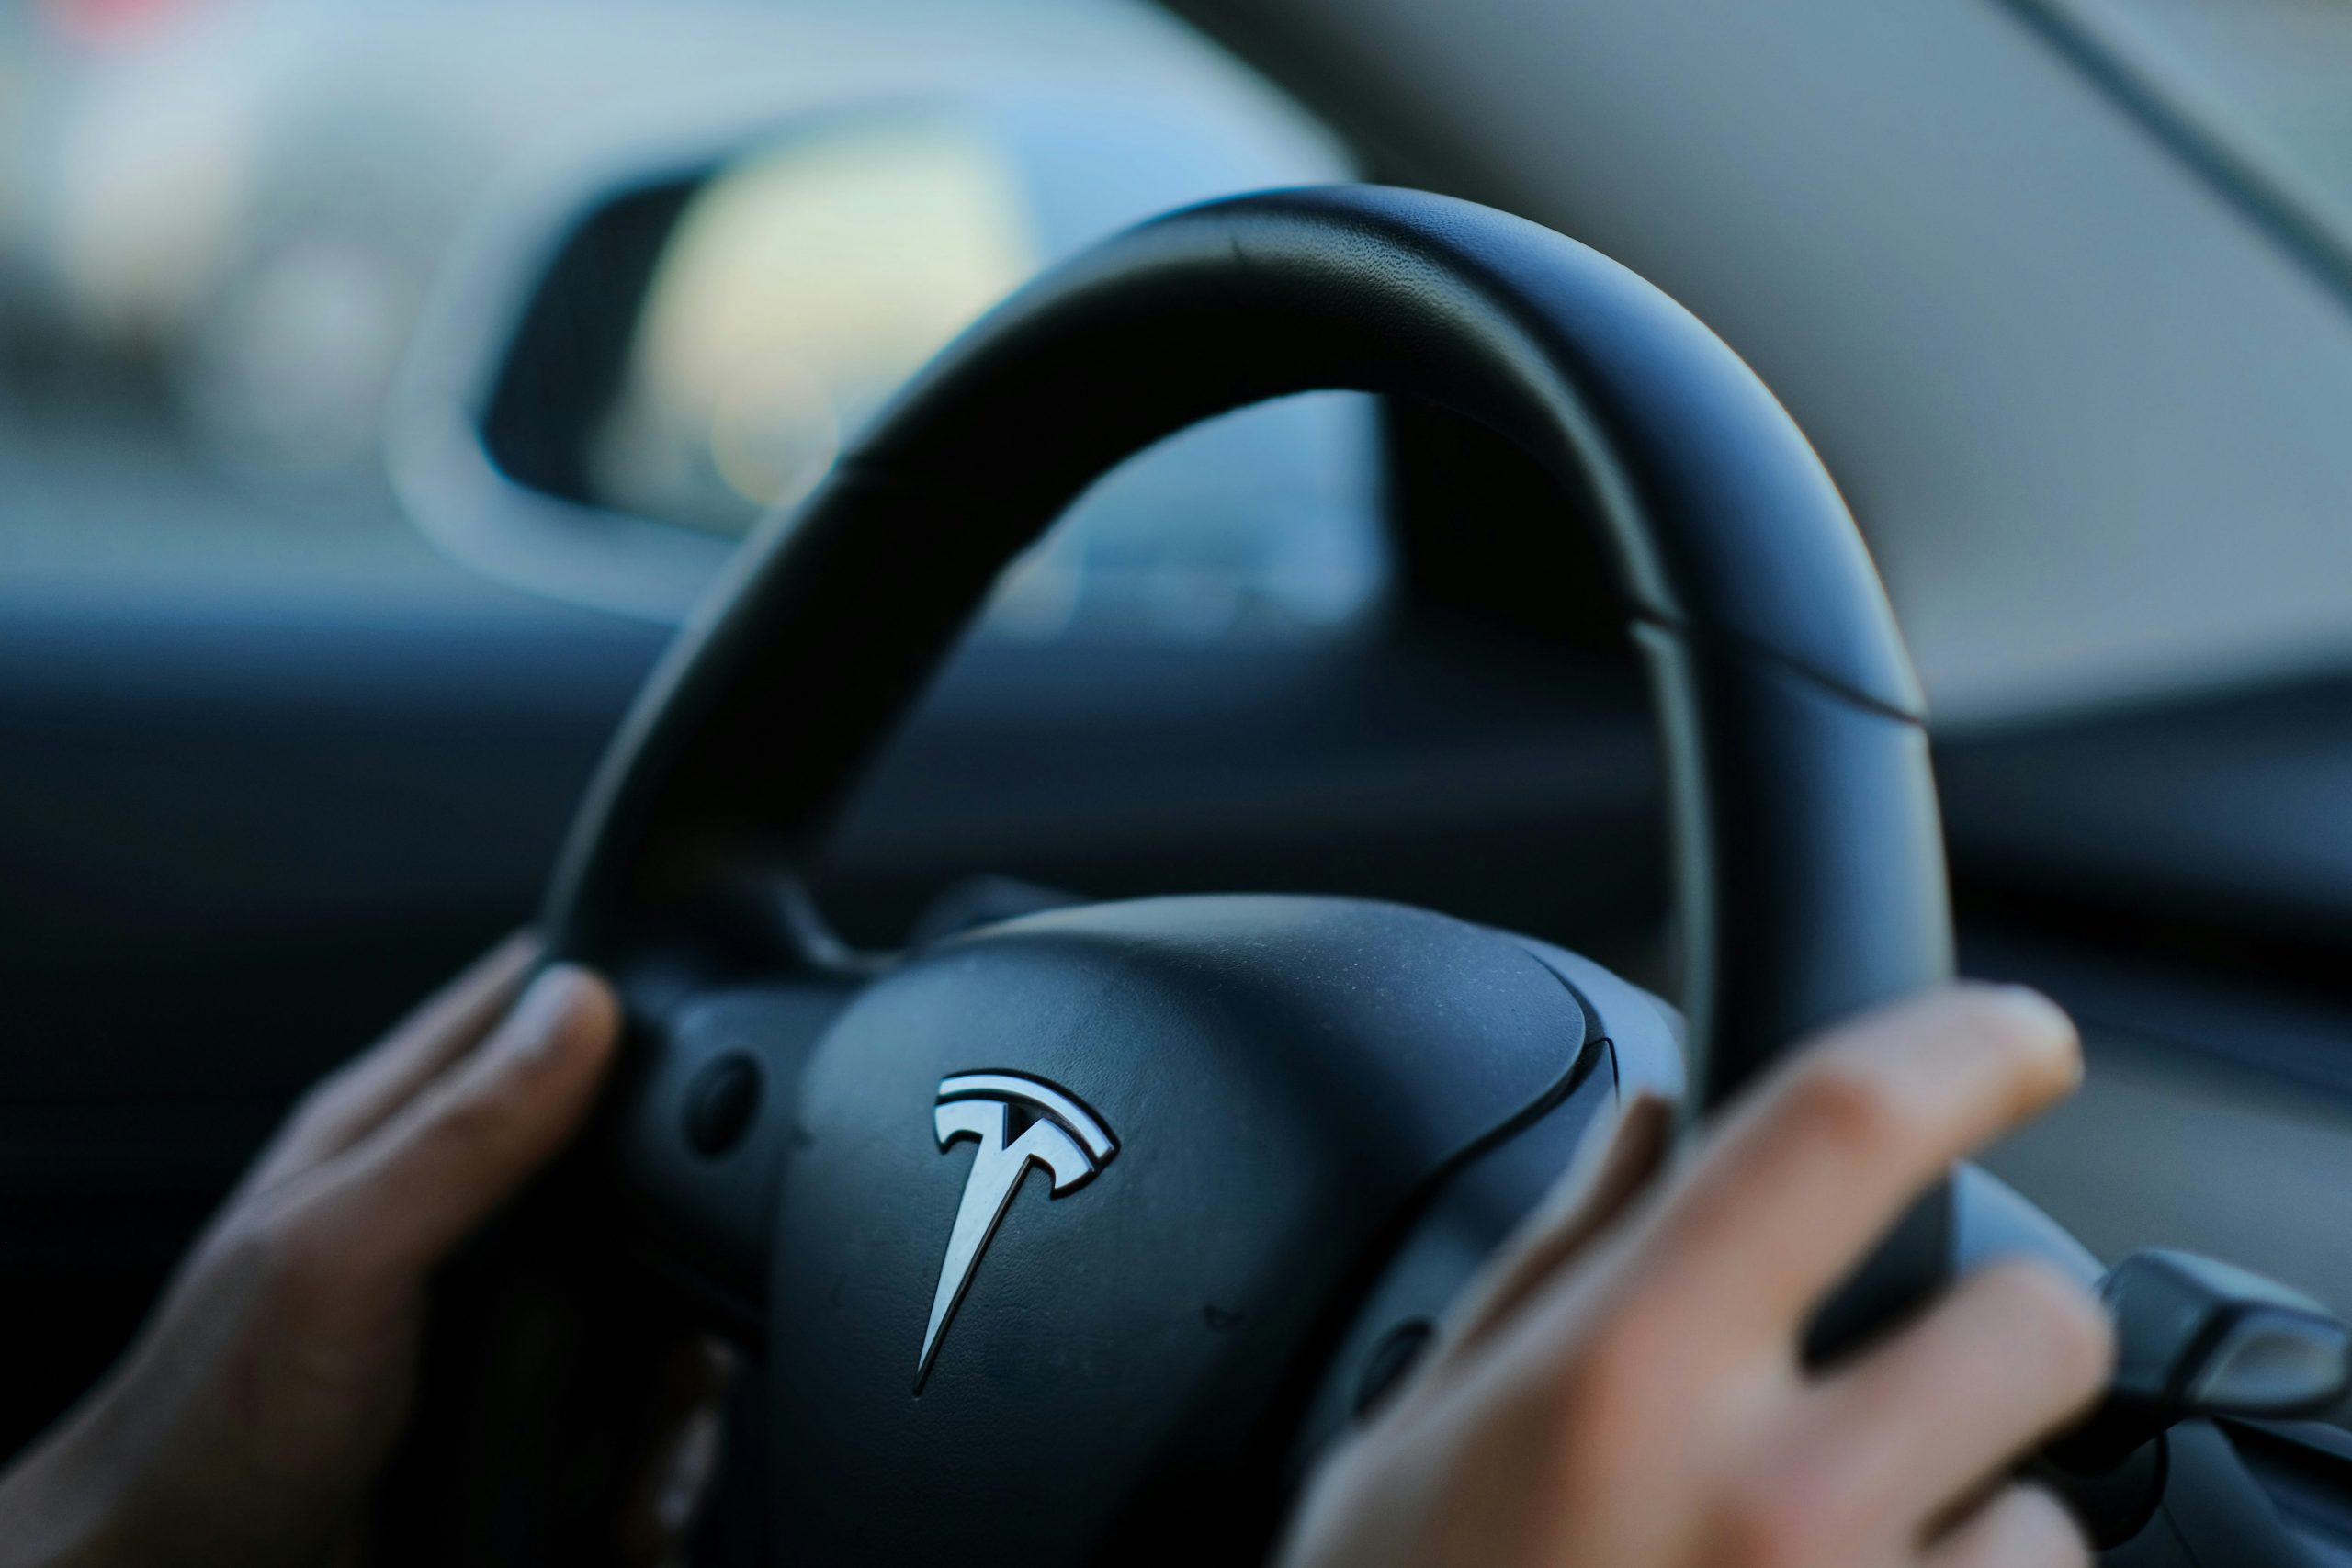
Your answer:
(501, 964), (615, 1059)
(1982, 985), (2081, 1075)
(1986, 983), (2072, 1036)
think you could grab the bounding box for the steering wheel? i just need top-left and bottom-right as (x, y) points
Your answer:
(457, 187), (2335, 1564)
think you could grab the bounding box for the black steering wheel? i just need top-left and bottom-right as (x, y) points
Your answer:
(436, 187), (2333, 1565)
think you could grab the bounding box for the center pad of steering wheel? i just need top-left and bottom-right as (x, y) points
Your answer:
(766, 896), (1600, 1558)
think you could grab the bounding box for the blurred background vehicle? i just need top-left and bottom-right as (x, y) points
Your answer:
(6, 0), (2352, 1551)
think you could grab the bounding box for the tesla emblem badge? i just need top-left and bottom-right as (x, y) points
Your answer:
(917, 1071), (1118, 1391)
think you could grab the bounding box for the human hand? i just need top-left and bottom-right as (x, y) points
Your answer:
(0, 936), (722, 1568)
(1278, 985), (2112, 1568)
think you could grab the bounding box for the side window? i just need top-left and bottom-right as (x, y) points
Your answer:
(1, 0), (1385, 639)
(566, 102), (1385, 640)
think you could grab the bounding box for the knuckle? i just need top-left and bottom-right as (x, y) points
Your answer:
(1711, 1456), (1848, 1568)
(1778, 1055), (1914, 1165)
(1982, 1261), (2114, 1387)
(1561, 1307), (1679, 1429)
(232, 1201), (401, 1333)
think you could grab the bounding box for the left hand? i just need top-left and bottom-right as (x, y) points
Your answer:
(0, 936), (723, 1568)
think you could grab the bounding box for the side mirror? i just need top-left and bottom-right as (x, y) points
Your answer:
(390, 96), (1383, 629)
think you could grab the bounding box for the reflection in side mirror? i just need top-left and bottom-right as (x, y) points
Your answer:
(588, 118), (1035, 537)
(392, 94), (1386, 637)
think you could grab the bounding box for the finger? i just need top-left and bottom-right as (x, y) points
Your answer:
(1922, 1483), (2089, 1568)
(1617, 985), (2080, 1349)
(295, 964), (621, 1276)
(249, 931), (541, 1190)
(1801, 1259), (2111, 1540)
(618, 1337), (738, 1568)
(1433, 1094), (1673, 1371)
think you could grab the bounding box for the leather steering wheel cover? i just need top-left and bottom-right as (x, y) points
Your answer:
(548, 183), (1953, 1105)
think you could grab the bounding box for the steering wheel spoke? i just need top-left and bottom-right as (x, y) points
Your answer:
(602, 964), (861, 1343)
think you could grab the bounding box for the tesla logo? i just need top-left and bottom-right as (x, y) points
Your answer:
(917, 1071), (1118, 1391)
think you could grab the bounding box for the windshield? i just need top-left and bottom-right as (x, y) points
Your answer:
(2029, 0), (2352, 281)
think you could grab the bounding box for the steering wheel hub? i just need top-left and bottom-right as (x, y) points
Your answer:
(762, 896), (1637, 1555)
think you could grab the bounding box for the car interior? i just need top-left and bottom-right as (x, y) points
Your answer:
(6, 1), (2352, 1563)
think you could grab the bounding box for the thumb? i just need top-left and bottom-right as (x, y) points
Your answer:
(296, 964), (622, 1280)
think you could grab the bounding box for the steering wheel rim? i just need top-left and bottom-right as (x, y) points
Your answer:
(377, 186), (2329, 1568)
(546, 182), (1951, 1107)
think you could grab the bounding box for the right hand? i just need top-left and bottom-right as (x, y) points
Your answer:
(1277, 985), (2113, 1568)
